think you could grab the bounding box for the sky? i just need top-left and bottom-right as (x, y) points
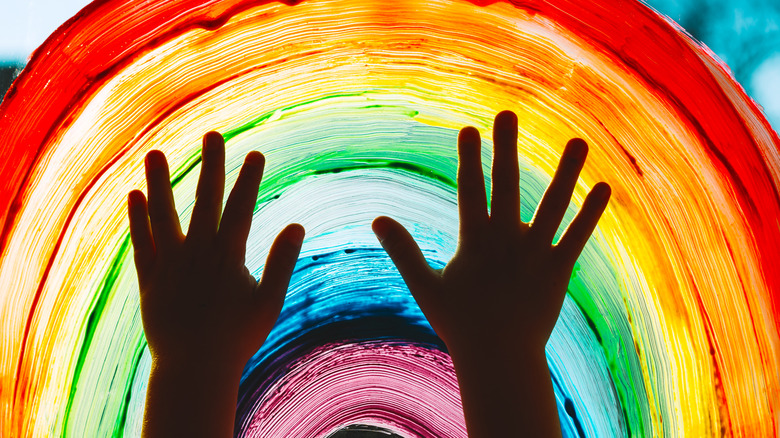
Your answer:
(0, 0), (92, 62)
(0, 0), (778, 129)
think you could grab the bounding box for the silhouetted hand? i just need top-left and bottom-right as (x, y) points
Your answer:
(372, 110), (610, 437)
(128, 131), (303, 437)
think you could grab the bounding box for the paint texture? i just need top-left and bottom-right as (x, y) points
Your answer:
(1, 0), (779, 436)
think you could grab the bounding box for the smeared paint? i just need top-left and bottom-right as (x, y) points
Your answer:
(0, 0), (778, 436)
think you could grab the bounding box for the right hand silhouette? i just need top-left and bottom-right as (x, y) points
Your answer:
(371, 109), (610, 356)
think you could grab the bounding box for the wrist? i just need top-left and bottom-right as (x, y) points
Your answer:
(150, 352), (245, 381)
(445, 336), (547, 364)
(444, 340), (561, 438)
(143, 354), (244, 437)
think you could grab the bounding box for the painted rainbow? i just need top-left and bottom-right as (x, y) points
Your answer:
(1, 0), (778, 436)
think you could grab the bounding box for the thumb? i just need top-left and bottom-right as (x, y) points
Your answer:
(255, 223), (305, 318)
(372, 216), (439, 297)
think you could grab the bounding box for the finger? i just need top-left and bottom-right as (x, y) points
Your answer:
(490, 110), (520, 229)
(187, 131), (225, 243)
(554, 182), (611, 268)
(145, 150), (183, 254)
(218, 151), (265, 264)
(255, 223), (305, 316)
(127, 190), (155, 283)
(372, 216), (439, 302)
(457, 126), (488, 243)
(530, 138), (589, 246)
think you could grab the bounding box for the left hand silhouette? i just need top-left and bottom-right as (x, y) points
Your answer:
(128, 131), (304, 370)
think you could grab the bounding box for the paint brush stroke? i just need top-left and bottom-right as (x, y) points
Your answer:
(0, 0), (778, 436)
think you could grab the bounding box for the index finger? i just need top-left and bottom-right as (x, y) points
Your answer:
(457, 126), (488, 243)
(145, 150), (183, 255)
(554, 182), (611, 268)
(217, 151), (265, 265)
(529, 138), (588, 246)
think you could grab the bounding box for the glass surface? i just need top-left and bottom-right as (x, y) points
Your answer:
(1, 1), (778, 436)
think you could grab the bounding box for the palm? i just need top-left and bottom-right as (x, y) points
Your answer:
(437, 230), (571, 352)
(139, 249), (270, 362)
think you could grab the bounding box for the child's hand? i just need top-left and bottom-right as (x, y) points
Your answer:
(372, 111), (610, 437)
(372, 110), (610, 355)
(128, 131), (304, 371)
